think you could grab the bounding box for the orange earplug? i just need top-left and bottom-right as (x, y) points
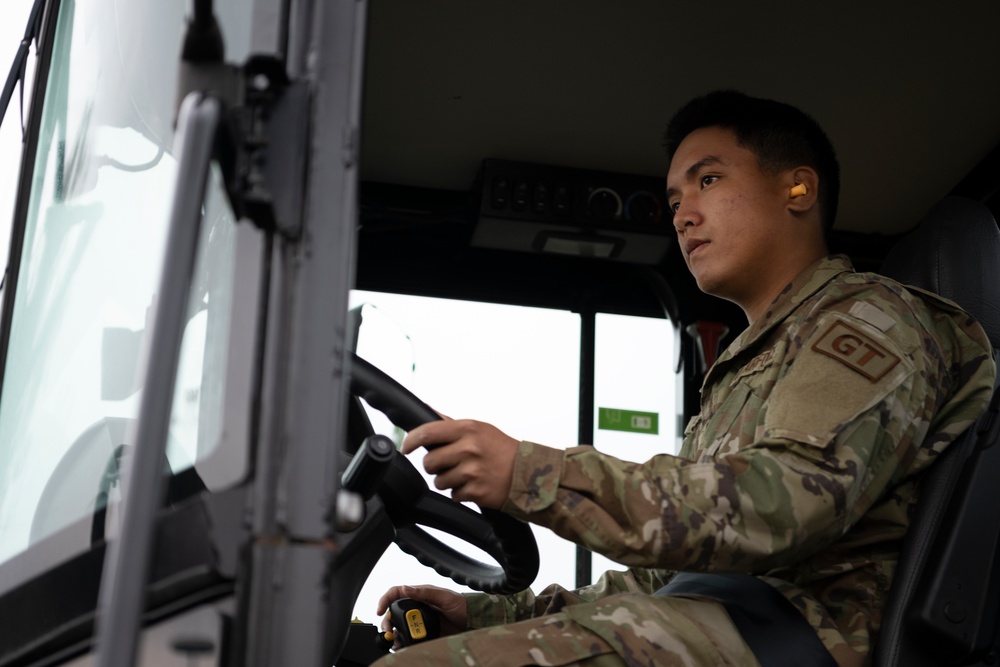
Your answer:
(790, 183), (808, 197)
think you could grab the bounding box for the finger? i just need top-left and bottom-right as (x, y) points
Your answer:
(422, 442), (469, 475)
(435, 473), (488, 507)
(437, 462), (507, 508)
(429, 459), (473, 492)
(402, 584), (457, 609)
(401, 423), (436, 455)
(439, 477), (482, 505)
(376, 585), (407, 615)
(401, 420), (464, 455)
(449, 483), (471, 504)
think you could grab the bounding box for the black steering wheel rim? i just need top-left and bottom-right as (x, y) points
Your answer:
(348, 353), (539, 594)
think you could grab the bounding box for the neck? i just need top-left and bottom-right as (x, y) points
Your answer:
(740, 246), (828, 325)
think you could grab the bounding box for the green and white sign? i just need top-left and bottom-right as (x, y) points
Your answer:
(598, 408), (659, 435)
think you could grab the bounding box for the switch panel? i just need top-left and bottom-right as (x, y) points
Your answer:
(473, 159), (673, 264)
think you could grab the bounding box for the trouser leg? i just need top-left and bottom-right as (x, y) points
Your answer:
(370, 593), (760, 667)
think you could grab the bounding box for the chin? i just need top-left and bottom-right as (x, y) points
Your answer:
(693, 274), (735, 302)
(692, 273), (720, 296)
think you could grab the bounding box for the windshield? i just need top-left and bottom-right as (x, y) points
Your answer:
(0, 0), (257, 574)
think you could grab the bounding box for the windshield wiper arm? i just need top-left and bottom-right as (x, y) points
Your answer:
(0, 0), (45, 138)
(182, 0), (224, 63)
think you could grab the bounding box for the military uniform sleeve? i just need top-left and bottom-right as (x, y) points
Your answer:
(498, 310), (995, 573)
(463, 566), (671, 628)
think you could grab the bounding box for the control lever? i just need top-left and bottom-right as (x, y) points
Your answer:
(376, 598), (442, 650)
(336, 434), (396, 531)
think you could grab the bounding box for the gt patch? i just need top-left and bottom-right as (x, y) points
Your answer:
(812, 320), (901, 382)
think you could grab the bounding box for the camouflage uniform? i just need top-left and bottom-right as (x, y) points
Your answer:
(376, 255), (995, 667)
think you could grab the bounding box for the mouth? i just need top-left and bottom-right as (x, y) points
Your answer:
(685, 239), (709, 258)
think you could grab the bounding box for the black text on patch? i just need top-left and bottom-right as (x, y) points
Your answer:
(812, 321), (901, 381)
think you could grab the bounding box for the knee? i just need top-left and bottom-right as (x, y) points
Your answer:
(368, 635), (472, 666)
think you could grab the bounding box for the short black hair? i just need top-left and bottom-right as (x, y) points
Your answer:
(663, 90), (840, 232)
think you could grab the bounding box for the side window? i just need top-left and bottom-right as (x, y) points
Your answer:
(0, 0), (257, 570)
(348, 291), (679, 618)
(594, 312), (679, 459)
(591, 312), (677, 579)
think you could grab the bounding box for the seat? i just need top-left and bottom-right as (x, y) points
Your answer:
(875, 197), (1000, 666)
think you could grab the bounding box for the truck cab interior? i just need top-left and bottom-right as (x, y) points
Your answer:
(0, 1), (998, 666)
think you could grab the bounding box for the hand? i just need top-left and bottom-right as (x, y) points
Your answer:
(377, 584), (468, 637)
(402, 420), (519, 509)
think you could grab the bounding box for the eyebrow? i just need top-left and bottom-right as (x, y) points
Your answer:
(666, 155), (723, 200)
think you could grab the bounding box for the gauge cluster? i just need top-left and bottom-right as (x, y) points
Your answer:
(472, 159), (673, 264)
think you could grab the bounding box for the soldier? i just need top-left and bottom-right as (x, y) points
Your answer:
(372, 91), (996, 666)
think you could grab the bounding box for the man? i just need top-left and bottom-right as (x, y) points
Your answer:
(373, 91), (996, 666)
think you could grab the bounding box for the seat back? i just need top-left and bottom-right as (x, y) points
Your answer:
(875, 197), (1000, 666)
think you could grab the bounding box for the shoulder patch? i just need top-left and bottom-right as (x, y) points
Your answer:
(812, 320), (901, 381)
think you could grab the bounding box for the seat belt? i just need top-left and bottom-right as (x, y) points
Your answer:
(656, 572), (839, 667)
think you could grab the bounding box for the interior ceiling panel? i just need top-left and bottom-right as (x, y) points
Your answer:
(359, 0), (1000, 235)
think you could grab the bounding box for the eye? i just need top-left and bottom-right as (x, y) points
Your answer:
(669, 200), (680, 213)
(700, 174), (719, 188)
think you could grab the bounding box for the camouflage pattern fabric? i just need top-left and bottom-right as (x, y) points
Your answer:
(378, 255), (995, 667)
(377, 572), (759, 666)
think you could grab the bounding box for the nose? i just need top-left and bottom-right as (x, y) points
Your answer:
(672, 198), (699, 233)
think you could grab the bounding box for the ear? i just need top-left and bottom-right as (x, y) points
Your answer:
(785, 167), (819, 214)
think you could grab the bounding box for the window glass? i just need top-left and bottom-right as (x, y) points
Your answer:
(591, 312), (677, 580)
(593, 313), (678, 457)
(0, 0), (253, 570)
(349, 291), (582, 620)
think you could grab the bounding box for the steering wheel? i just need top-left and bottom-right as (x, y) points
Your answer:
(348, 353), (540, 594)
